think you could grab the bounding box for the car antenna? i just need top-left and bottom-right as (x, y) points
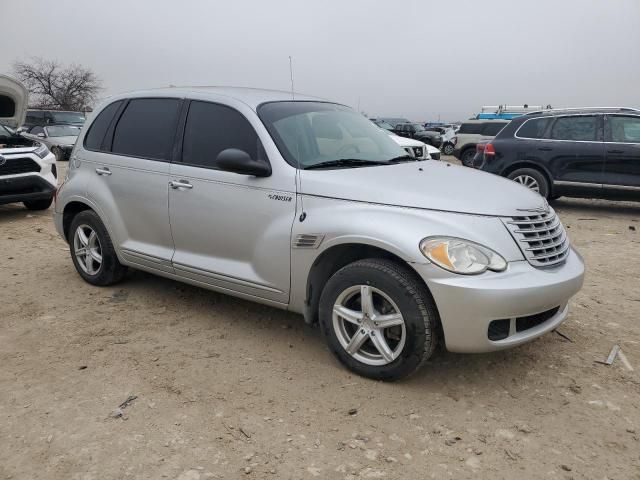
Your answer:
(289, 55), (306, 222)
(289, 56), (295, 100)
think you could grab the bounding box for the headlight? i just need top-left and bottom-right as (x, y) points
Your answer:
(420, 237), (507, 275)
(34, 142), (49, 159)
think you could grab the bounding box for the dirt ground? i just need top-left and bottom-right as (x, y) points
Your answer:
(1, 159), (639, 480)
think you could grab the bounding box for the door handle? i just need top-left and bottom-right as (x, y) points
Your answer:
(607, 149), (624, 154)
(538, 147), (553, 151)
(169, 180), (193, 190)
(95, 167), (112, 176)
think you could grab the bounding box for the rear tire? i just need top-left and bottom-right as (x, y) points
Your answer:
(24, 198), (53, 210)
(460, 148), (475, 166)
(52, 146), (64, 162)
(443, 143), (454, 155)
(69, 210), (127, 286)
(507, 168), (550, 198)
(319, 259), (439, 381)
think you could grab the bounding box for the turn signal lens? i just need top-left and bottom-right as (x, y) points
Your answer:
(420, 237), (507, 275)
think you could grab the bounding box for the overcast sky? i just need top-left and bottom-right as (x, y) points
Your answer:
(2, 0), (639, 121)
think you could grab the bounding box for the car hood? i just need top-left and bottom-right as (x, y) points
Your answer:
(388, 132), (425, 148)
(0, 75), (28, 128)
(299, 160), (546, 217)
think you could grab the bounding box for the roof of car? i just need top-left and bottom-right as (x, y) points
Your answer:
(107, 86), (327, 110)
(462, 119), (510, 124)
(522, 107), (640, 117)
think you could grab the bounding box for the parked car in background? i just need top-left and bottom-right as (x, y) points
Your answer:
(476, 107), (640, 201)
(427, 126), (456, 155)
(375, 117), (410, 127)
(371, 119), (396, 131)
(23, 109), (86, 129)
(0, 80), (57, 210)
(392, 123), (442, 147)
(23, 124), (80, 161)
(387, 131), (440, 160)
(452, 120), (509, 165)
(54, 87), (584, 380)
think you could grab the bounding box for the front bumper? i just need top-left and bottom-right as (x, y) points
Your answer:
(0, 174), (56, 205)
(414, 247), (585, 353)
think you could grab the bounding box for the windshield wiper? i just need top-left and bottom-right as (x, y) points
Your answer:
(388, 155), (415, 163)
(304, 159), (389, 170)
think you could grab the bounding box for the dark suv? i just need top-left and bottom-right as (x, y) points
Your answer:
(392, 123), (442, 147)
(477, 108), (640, 201)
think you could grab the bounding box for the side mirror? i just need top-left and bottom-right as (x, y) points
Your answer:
(37, 133), (45, 138)
(216, 148), (271, 177)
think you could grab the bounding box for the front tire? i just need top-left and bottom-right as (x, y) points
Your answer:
(23, 198), (53, 210)
(69, 210), (127, 286)
(507, 167), (550, 198)
(319, 259), (439, 381)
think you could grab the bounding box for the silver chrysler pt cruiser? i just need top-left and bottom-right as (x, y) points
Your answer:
(54, 87), (585, 380)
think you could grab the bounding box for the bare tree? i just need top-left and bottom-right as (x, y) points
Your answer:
(12, 57), (102, 111)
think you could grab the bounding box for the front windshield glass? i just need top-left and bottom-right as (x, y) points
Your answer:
(258, 102), (407, 169)
(0, 125), (12, 138)
(50, 111), (85, 124)
(410, 123), (426, 131)
(46, 125), (81, 137)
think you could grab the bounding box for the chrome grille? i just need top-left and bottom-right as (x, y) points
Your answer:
(503, 208), (570, 267)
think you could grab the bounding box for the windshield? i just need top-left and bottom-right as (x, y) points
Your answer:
(410, 123), (426, 131)
(46, 125), (81, 137)
(0, 125), (12, 138)
(258, 102), (407, 169)
(373, 120), (395, 130)
(50, 111), (85, 124)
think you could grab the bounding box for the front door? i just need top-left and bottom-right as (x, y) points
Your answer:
(602, 114), (640, 200)
(169, 100), (296, 304)
(544, 114), (605, 197)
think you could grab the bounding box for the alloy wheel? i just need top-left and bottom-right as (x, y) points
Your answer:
(73, 224), (103, 275)
(513, 174), (540, 192)
(332, 285), (406, 366)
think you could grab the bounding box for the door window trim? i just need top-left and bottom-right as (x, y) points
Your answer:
(174, 99), (271, 171)
(515, 113), (603, 143)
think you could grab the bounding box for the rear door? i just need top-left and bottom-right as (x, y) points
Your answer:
(544, 114), (605, 196)
(602, 114), (640, 199)
(168, 99), (296, 304)
(84, 97), (180, 273)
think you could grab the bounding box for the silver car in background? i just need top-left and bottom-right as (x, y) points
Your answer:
(23, 124), (81, 161)
(54, 87), (585, 380)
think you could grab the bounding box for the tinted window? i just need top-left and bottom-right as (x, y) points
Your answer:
(182, 101), (263, 168)
(609, 116), (640, 143)
(482, 122), (507, 136)
(84, 101), (122, 151)
(458, 123), (483, 134)
(26, 111), (45, 123)
(551, 116), (597, 141)
(516, 117), (552, 139)
(112, 98), (181, 160)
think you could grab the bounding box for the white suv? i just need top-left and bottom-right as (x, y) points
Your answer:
(0, 76), (57, 210)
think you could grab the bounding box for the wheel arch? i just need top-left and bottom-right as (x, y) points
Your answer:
(501, 162), (554, 194)
(303, 242), (434, 325)
(62, 201), (93, 241)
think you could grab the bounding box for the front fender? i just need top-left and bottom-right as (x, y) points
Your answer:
(287, 194), (524, 314)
